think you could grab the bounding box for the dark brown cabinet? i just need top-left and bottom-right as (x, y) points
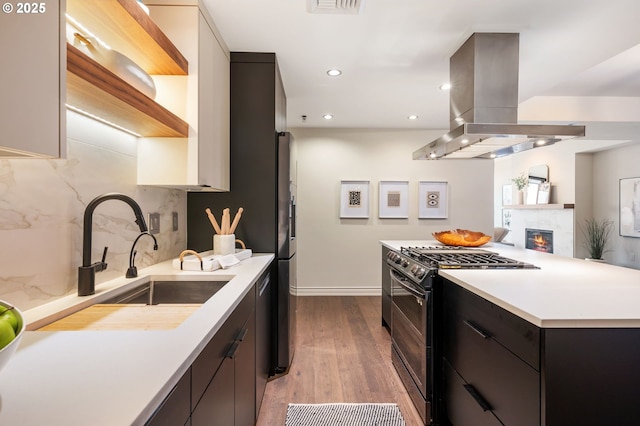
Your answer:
(148, 284), (257, 426)
(234, 309), (256, 426)
(192, 285), (256, 426)
(442, 278), (640, 426)
(191, 356), (234, 425)
(442, 281), (539, 426)
(145, 369), (191, 426)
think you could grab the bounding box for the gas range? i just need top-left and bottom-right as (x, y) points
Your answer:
(386, 245), (538, 287)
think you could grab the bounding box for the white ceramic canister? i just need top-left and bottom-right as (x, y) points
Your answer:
(214, 234), (236, 255)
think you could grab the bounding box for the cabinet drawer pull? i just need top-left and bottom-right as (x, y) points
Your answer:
(463, 384), (492, 412)
(463, 320), (490, 339)
(236, 328), (249, 342)
(225, 341), (240, 359)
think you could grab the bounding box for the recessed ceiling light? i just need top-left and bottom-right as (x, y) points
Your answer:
(536, 139), (547, 146)
(323, 114), (334, 120)
(439, 82), (452, 91)
(408, 115), (418, 120)
(327, 69), (342, 77)
(461, 138), (469, 145)
(490, 153), (497, 158)
(429, 152), (437, 159)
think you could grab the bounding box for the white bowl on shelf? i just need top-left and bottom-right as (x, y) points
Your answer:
(0, 301), (26, 373)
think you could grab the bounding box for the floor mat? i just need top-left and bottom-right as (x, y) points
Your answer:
(285, 403), (406, 426)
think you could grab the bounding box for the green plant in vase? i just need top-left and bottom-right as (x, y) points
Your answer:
(580, 218), (613, 261)
(511, 173), (528, 204)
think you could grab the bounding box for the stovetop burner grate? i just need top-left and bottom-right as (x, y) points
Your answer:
(400, 246), (538, 269)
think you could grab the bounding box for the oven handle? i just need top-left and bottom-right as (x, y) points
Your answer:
(390, 270), (426, 299)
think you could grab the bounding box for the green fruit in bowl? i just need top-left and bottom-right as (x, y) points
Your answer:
(0, 320), (16, 351)
(0, 301), (24, 373)
(0, 307), (19, 333)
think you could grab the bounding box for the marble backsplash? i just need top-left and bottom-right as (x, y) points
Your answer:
(0, 111), (187, 310)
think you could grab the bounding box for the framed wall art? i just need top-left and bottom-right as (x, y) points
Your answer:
(419, 181), (448, 219)
(537, 182), (551, 204)
(379, 181), (409, 218)
(340, 180), (370, 218)
(502, 184), (513, 206)
(502, 209), (512, 229)
(526, 182), (539, 205)
(620, 177), (640, 238)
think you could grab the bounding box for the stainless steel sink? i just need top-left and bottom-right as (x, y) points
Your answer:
(102, 280), (229, 305)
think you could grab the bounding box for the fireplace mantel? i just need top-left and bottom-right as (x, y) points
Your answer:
(502, 203), (574, 210)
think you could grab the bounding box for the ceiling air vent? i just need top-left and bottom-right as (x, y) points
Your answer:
(307, 0), (366, 15)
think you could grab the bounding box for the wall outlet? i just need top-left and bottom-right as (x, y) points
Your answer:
(149, 213), (160, 234)
(172, 212), (179, 231)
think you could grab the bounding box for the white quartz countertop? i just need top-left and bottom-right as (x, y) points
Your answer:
(381, 240), (640, 328)
(0, 253), (274, 425)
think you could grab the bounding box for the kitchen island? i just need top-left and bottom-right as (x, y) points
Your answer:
(0, 253), (273, 425)
(381, 240), (640, 426)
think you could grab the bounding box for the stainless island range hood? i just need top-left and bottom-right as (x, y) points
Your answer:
(413, 33), (585, 160)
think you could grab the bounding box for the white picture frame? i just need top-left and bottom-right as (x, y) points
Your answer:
(502, 209), (512, 229)
(502, 184), (513, 206)
(620, 177), (640, 238)
(526, 182), (539, 205)
(419, 181), (448, 219)
(379, 181), (409, 218)
(537, 182), (551, 204)
(340, 180), (370, 218)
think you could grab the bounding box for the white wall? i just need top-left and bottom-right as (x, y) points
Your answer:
(291, 128), (494, 295)
(592, 143), (640, 268)
(493, 122), (640, 268)
(0, 112), (187, 310)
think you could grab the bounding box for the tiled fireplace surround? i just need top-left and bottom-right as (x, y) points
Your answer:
(504, 208), (574, 258)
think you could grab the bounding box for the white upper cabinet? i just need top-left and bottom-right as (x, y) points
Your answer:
(0, 0), (191, 158)
(0, 0), (65, 158)
(138, 1), (230, 191)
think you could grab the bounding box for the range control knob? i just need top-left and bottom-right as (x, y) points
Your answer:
(414, 267), (426, 279)
(401, 259), (409, 267)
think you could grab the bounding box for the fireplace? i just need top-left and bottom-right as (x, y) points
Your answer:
(525, 228), (553, 253)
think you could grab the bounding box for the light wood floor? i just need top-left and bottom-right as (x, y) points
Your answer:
(256, 296), (423, 425)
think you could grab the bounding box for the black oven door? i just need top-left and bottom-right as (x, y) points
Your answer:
(390, 269), (428, 398)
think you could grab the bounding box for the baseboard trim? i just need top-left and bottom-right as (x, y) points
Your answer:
(295, 287), (381, 296)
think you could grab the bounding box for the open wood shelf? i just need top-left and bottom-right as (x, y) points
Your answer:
(502, 203), (575, 210)
(67, 0), (188, 75)
(67, 43), (189, 137)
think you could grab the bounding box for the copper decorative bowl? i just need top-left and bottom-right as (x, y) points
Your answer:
(433, 229), (492, 247)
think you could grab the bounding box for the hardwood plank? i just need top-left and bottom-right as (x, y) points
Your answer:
(256, 296), (423, 425)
